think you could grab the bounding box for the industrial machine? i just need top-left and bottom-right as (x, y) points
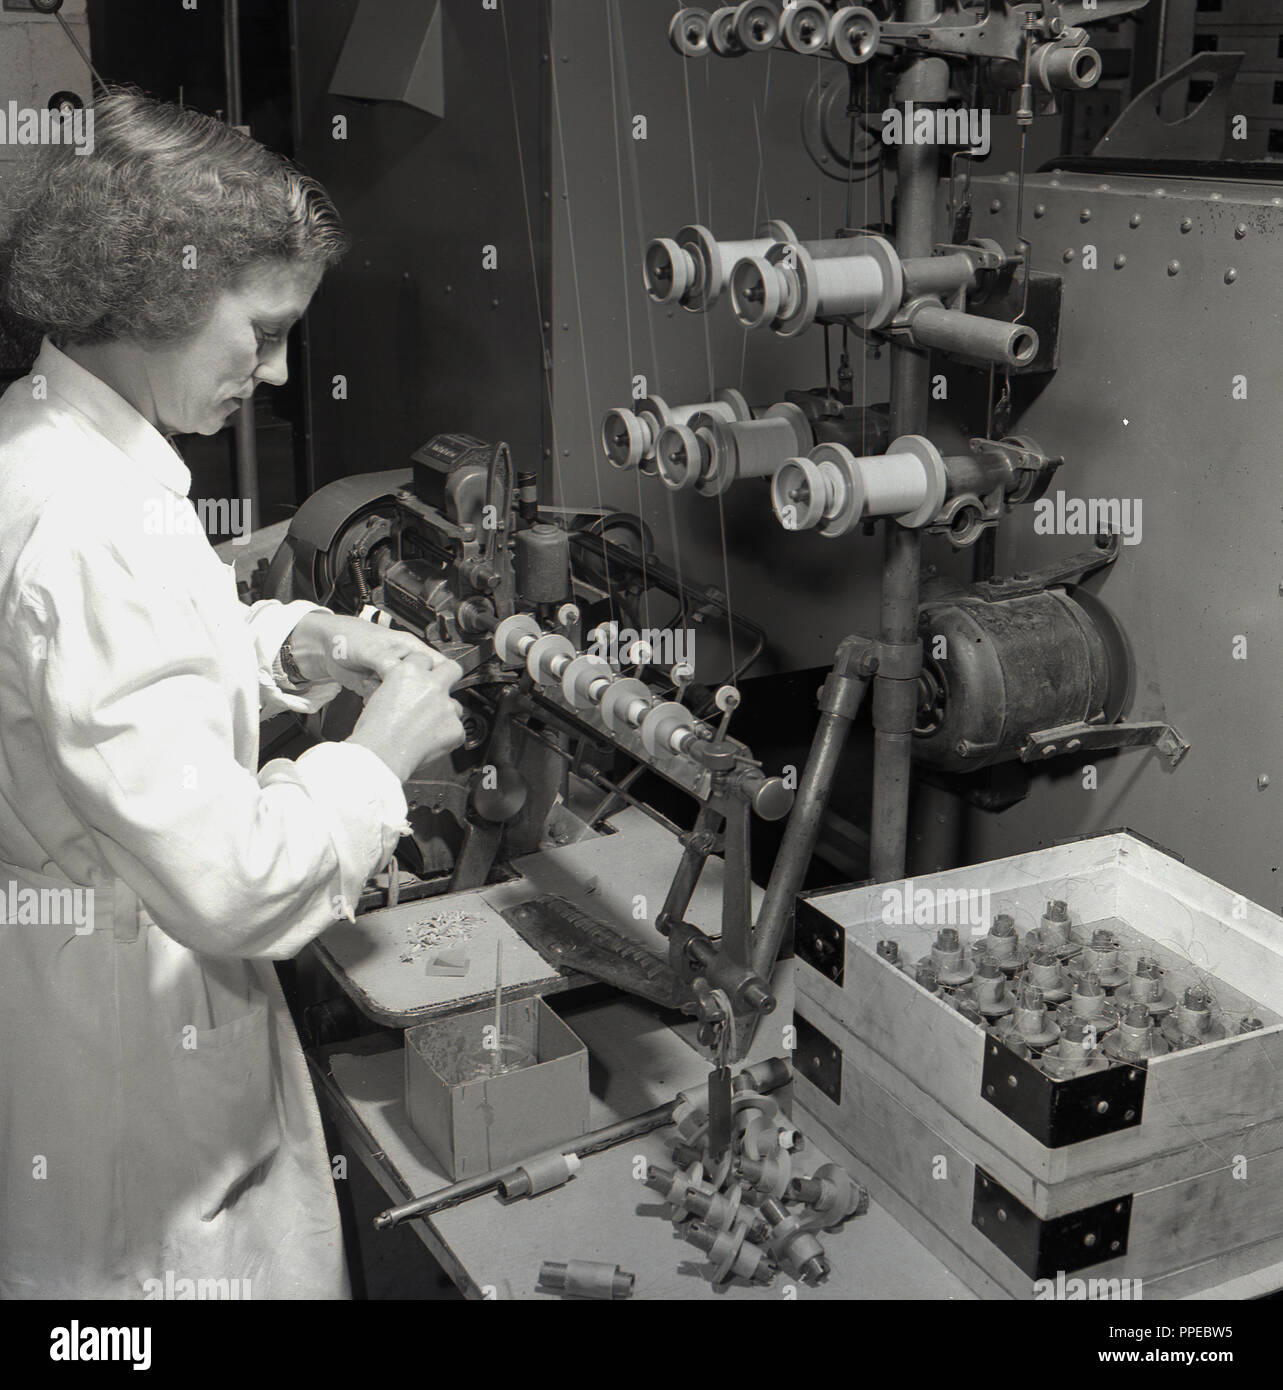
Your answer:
(261, 0), (1283, 1300)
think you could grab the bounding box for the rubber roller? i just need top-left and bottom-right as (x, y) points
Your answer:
(561, 655), (614, 710)
(600, 389), (751, 473)
(600, 677), (653, 734)
(526, 633), (577, 686)
(654, 423), (710, 493)
(728, 236), (860, 327)
(731, 235), (903, 336)
(641, 701), (699, 758)
(661, 403), (811, 496)
(733, 0), (781, 51)
(493, 613), (542, 666)
(828, 6), (880, 65)
(644, 220), (798, 313)
(669, 7), (712, 57)
(781, 0), (829, 54)
(771, 436), (949, 538)
(708, 6), (747, 56)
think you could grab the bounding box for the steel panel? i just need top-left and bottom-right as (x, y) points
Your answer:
(934, 168), (1283, 910)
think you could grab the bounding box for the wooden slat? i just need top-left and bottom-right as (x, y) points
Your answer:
(793, 1013), (1283, 1299)
(796, 980), (1283, 1218)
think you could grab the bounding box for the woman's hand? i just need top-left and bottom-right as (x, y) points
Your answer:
(347, 652), (466, 783)
(286, 611), (438, 696)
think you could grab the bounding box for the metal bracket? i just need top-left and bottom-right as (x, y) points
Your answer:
(973, 1168), (1133, 1279)
(970, 534), (1120, 602)
(1021, 720), (1190, 770)
(981, 1035), (1146, 1147)
(794, 897), (846, 986)
(1094, 51), (1244, 163)
(965, 269), (1064, 376)
(793, 1013), (843, 1106)
(877, 1), (1145, 64)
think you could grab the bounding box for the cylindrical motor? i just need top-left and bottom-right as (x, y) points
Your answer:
(915, 589), (1131, 772)
(516, 524), (570, 605)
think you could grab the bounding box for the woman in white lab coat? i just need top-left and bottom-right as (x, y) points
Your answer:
(0, 91), (464, 1298)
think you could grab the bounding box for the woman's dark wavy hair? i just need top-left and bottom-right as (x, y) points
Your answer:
(1, 88), (349, 347)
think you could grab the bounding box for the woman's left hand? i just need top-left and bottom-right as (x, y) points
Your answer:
(285, 611), (443, 696)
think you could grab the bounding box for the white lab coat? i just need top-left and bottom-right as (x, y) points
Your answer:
(0, 340), (409, 1299)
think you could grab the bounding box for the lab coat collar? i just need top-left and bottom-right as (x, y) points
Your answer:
(34, 338), (193, 498)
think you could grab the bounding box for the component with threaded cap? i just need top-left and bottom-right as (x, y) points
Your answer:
(537, 1260), (635, 1300)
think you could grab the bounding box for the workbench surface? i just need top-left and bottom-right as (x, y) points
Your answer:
(313, 807), (763, 1027)
(314, 991), (973, 1301)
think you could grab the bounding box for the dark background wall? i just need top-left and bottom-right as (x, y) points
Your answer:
(290, 0), (550, 492)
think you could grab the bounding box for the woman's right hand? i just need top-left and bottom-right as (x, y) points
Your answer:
(347, 651), (466, 783)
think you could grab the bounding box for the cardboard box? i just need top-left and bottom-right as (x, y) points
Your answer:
(405, 997), (589, 1180)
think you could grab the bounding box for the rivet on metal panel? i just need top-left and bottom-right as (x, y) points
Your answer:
(1167, 262), (1180, 276)
(1259, 775), (1270, 790)
(1129, 214), (1141, 228)
(1235, 224), (1248, 239)
(990, 199), (1002, 212)
(1209, 192), (1222, 201)
(1114, 256), (1125, 270)
(1033, 205), (1045, 218)
(1225, 269), (1238, 284)
(1180, 219), (1192, 232)
(1080, 209), (1092, 222)
(1063, 249), (1075, 263)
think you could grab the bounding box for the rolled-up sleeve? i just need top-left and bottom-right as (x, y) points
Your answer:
(14, 536), (408, 960)
(242, 595), (342, 718)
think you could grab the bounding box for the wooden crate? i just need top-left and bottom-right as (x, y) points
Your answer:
(790, 832), (1283, 1294)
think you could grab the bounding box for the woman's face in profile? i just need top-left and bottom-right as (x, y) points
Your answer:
(140, 258), (323, 437)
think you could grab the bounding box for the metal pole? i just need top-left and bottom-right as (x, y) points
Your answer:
(869, 8), (947, 884)
(373, 1058), (790, 1229)
(224, 0), (260, 524)
(750, 639), (873, 982)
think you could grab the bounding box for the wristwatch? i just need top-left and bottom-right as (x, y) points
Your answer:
(275, 637), (314, 692)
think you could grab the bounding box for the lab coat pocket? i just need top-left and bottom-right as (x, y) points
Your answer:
(170, 1002), (283, 1222)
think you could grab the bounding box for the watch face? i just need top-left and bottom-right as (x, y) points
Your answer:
(280, 642), (309, 689)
